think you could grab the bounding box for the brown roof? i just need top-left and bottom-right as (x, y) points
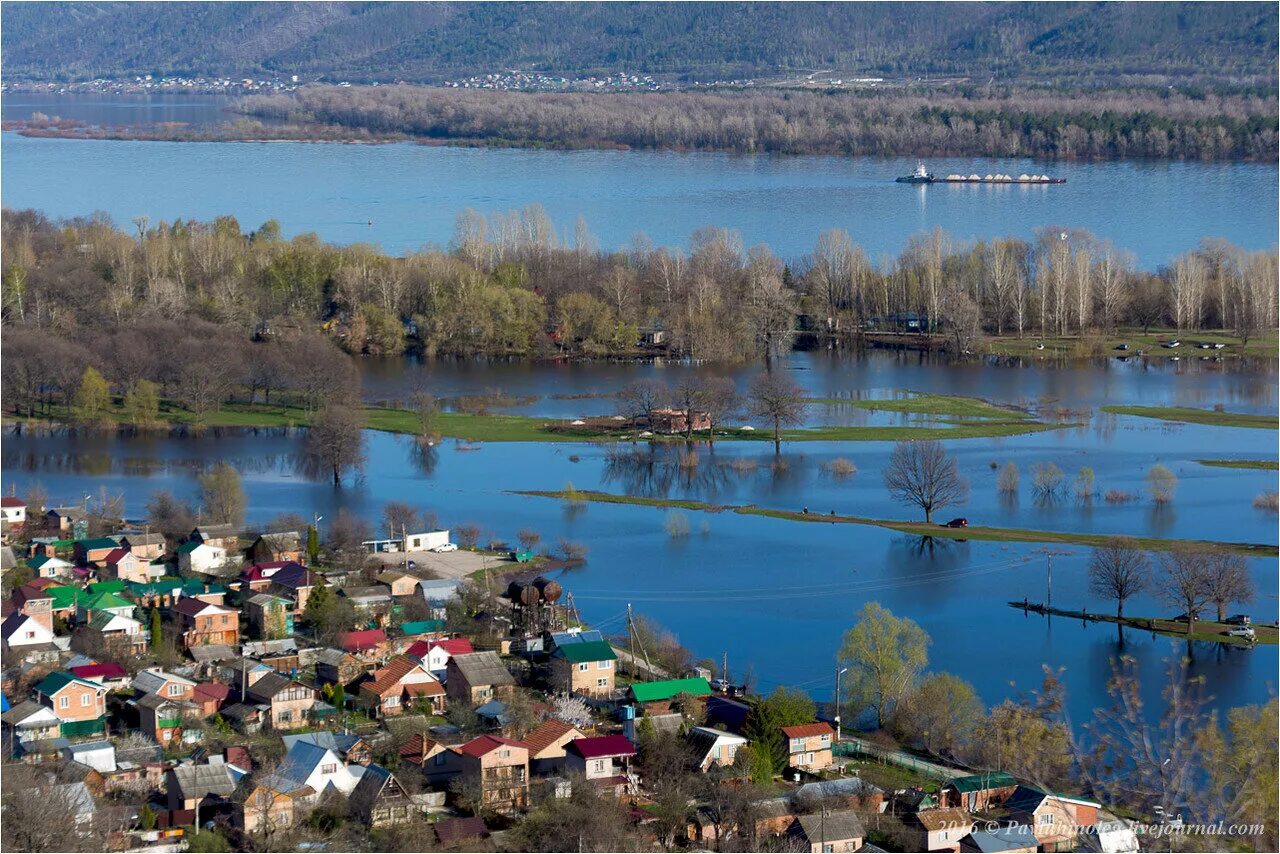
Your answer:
(362, 655), (422, 697)
(781, 722), (835, 739)
(435, 816), (489, 846)
(914, 808), (974, 832)
(522, 719), (580, 757)
(399, 733), (445, 763)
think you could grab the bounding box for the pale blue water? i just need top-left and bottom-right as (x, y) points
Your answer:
(2, 132), (1276, 266)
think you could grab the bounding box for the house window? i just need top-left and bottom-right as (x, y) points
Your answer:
(25, 631), (35, 639)
(81, 694), (91, 707)
(59, 696), (70, 709)
(169, 684), (182, 696)
(820, 734), (831, 745)
(433, 753), (446, 766)
(1039, 814), (1052, 826)
(577, 663), (589, 672)
(499, 749), (510, 759)
(221, 615), (229, 625)
(279, 710), (292, 723)
(593, 760), (605, 773)
(790, 738), (803, 753)
(597, 678), (609, 688)
(321, 763), (337, 774)
(598, 660), (612, 670)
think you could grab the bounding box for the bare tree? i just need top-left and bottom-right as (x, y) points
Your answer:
(616, 378), (668, 428)
(382, 501), (419, 540)
(304, 402), (365, 486)
(1200, 553), (1255, 622)
(746, 371), (804, 453)
(696, 375), (740, 442)
(883, 440), (969, 523)
(1087, 538), (1152, 618)
(1159, 549), (1212, 635)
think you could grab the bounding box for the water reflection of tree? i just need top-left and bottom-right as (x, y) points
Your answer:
(891, 534), (969, 565)
(407, 438), (438, 476)
(601, 443), (737, 500)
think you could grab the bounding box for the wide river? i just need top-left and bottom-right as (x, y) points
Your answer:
(2, 95), (1277, 265)
(2, 94), (1277, 725)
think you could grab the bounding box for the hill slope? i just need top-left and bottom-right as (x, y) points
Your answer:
(2, 1), (1275, 83)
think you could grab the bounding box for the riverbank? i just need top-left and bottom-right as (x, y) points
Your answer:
(1008, 601), (1278, 645)
(1196, 459), (1279, 470)
(1099, 405), (1277, 429)
(3, 394), (1071, 444)
(515, 489), (1278, 557)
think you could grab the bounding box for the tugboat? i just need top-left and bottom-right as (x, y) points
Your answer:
(896, 161), (934, 184)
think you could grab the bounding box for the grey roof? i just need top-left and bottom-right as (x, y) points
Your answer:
(340, 586), (391, 602)
(2, 699), (57, 726)
(281, 731), (363, 756)
(242, 639), (299, 656)
(133, 669), (196, 695)
(418, 578), (463, 601)
(245, 671), (306, 703)
(792, 777), (884, 804)
(963, 824), (1041, 853)
(793, 810), (866, 843)
(189, 644), (238, 663)
(219, 702), (263, 722)
(135, 693), (185, 712)
(170, 763), (238, 800)
(314, 648), (352, 666)
(450, 651), (515, 687)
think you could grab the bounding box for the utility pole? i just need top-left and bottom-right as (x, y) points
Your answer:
(722, 651), (729, 690)
(1034, 547), (1070, 611)
(627, 603), (636, 679)
(834, 666), (848, 741)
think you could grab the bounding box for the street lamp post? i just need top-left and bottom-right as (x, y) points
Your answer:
(834, 666), (849, 741)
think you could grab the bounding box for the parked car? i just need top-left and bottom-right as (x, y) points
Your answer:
(1227, 626), (1256, 640)
(1115, 343), (1130, 351)
(431, 543), (458, 553)
(407, 559), (417, 568)
(1164, 339), (1182, 348)
(1225, 614), (1252, 626)
(943, 518), (969, 528)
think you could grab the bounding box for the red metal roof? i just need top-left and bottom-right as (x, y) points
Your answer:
(338, 628), (387, 652)
(569, 735), (636, 759)
(781, 722), (835, 739)
(456, 734), (526, 758)
(1, 497), (25, 507)
(428, 638), (473, 656)
(103, 548), (130, 564)
(405, 640), (430, 660)
(194, 682), (231, 702)
(70, 663), (128, 680)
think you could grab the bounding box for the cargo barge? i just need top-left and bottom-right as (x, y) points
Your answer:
(895, 162), (1065, 184)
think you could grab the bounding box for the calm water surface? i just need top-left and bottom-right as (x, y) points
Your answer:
(2, 97), (1277, 265)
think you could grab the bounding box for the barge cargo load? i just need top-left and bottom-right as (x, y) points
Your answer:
(895, 162), (1065, 184)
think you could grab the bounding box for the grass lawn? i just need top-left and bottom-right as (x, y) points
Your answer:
(1196, 459), (1279, 470)
(1100, 405), (1277, 429)
(808, 392), (1032, 421)
(837, 759), (940, 793)
(516, 489), (1277, 556)
(982, 328), (1278, 360)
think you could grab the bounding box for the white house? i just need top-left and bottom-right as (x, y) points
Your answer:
(687, 726), (748, 772)
(1, 497), (27, 528)
(265, 739), (364, 803)
(404, 530), (450, 551)
(64, 740), (117, 773)
(1, 612), (56, 654)
(178, 540), (230, 574)
(29, 554), (74, 579)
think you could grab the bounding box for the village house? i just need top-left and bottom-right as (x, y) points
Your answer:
(340, 584), (393, 611)
(28, 553), (74, 579)
(170, 597), (240, 649)
(348, 763), (437, 827)
(788, 809), (867, 853)
(244, 593), (294, 640)
(1, 496), (28, 531)
(193, 682), (232, 717)
(960, 824), (1040, 854)
(189, 524), (240, 551)
(76, 589), (134, 623)
(133, 668), (198, 702)
(454, 734), (530, 814)
(101, 547), (156, 583)
(267, 562), (317, 611)
(69, 662), (130, 691)
(243, 671), (316, 730)
(1, 610), (57, 657)
(74, 537), (120, 565)
(905, 807), (976, 853)
(548, 638), (617, 698)
(134, 693), (189, 745)
(1000, 786), (1100, 852)
(941, 771), (1020, 812)
(270, 737), (363, 802)
(1, 700), (62, 748)
(338, 628), (390, 661)
(46, 507), (83, 533)
(447, 650), (516, 704)
(11, 584), (54, 631)
(245, 531), (304, 565)
(408, 636), (474, 676)
(166, 762), (239, 815)
(282, 731), (375, 766)
(645, 407), (712, 434)
(629, 676), (713, 714)
(315, 647), (366, 688)
(82, 610), (148, 655)
(375, 570), (420, 597)
(119, 532), (166, 560)
(233, 776), (299, 834)
(34, 671), (109, 737)
(357, 654), (446, 718)
(687, 725), (748, 772)
(781, 722), (835, 772)
(565, 735), (636, 797)
(522, 718), (584, 775)
(177, 539), (231, 575)
(399, 733), (456, 782)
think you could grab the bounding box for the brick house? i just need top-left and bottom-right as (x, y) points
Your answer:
(548, 639), (616, 698)
(34, 671), (108, 737)
(565, 735), (636, 797)
(941, 772), (1019, 812)
(119, 532), (167, 560)
(245, 531), (304, 565)
(781, 722), (835, 772)
(455, 735), (529, 814)
(1001, 786), (1100, 852)
(170, 597), (240, 650)
(522, 719), (584, 775)
(244, 593), (294, 640)
(243, 672), (316, 730)
(74, 537), (119, 565)
(905, 808), (975, 853)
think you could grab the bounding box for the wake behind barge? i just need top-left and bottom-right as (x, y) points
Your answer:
(895, 162), (1065, 184)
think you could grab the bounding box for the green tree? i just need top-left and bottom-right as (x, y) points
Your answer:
(149, 607), (162, 650)
(122, 379), (161, 426)
(741, 696), (787, 778)
(759, 685), (817, 727)
(197, 462), (246, 527)
(138, 803), (157, 831)
(839, 602), (931, 729)
(892, 672), (985, 759)
(307, 525), (320, 563)
(72, 366), (111, 424)
(1197, 698), (1279, 850)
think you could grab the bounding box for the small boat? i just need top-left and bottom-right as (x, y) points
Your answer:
(895, 161), (934, 184)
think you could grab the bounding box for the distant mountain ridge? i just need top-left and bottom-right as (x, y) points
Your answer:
(2, 1), (1275, 83)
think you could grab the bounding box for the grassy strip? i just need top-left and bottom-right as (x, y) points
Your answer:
(515, 489), (1277, 557)
(982, 330), (1279, 360)
(6, 398), (1068, 443)
(1101, 405), (1276, 430)
(1195, 459), (1279, 470)
(1007, 602), (1277, 646)
(807, 393), (1031, 421)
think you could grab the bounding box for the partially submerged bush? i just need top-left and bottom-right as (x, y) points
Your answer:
(1254, 491), (1279, 512)
(1146, 464), (1178, 504)
(997, 461), (1019, 494)
(824, 457), (857, 477)
(665, 510), (691, 537)
(1104, 489), (1139, 504)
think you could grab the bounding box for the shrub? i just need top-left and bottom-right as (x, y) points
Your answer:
(825, 457), (857, 476)
(1254, 492), (1279, 512)
(1104, 489), (1139, 504)
(997, 462), (1019, 494)
(1031, 462), (1064, 496)
(665, 511), (691, 537)
(1146, 464), (1178, 504)
(1074, 467), (1096, 500)
(559, 539), (589, 561)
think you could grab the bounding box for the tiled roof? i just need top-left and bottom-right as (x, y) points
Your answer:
(398, 733), (441, 761)
(103, 548), (131, 564)
(522, 719), (579, 756)
(781, 722), (834, 739)
(428, 638), (473, 657)
(568, 735), (635, 760)
(0, 497), (25, 508)
(913, 808), (974, 832)
(363, 656), (422, 696)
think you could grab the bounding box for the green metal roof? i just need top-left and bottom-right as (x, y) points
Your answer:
(34, 671), (96, 697)
(554, 640), (617, 663)
(947, 772), (1018, 793)
(629, 677), (711, 703)
(46, 586), (84, 610)
(77, 537), (119, 551)
(128, 578), (183, 596)
(83, 591), (133, 611)
(176, 541), (202, 554)
(400, 620), (445, 636)
(86, 580), (128, 596)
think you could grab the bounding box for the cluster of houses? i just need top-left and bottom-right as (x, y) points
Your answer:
(1, 501), (1136, 852)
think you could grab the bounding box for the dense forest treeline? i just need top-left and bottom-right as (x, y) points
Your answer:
(233, 84), (1280, 161)
(2, 205), (1276, 424)
(4, 2), (1275, 83)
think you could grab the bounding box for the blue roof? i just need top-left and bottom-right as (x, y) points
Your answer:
(964, 824), (1040, 853)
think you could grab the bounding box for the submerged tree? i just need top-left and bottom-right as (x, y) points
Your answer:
(883, 440), (969, 523)
(1087, 538), (1152, 619)
(304, 402), (365, 485)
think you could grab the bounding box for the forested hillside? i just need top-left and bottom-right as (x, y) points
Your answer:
(3, 1), (1275, 83)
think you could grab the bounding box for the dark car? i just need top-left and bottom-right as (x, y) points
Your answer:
(1115, 343), (1130, 351)
(943, 518), (968, 528)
